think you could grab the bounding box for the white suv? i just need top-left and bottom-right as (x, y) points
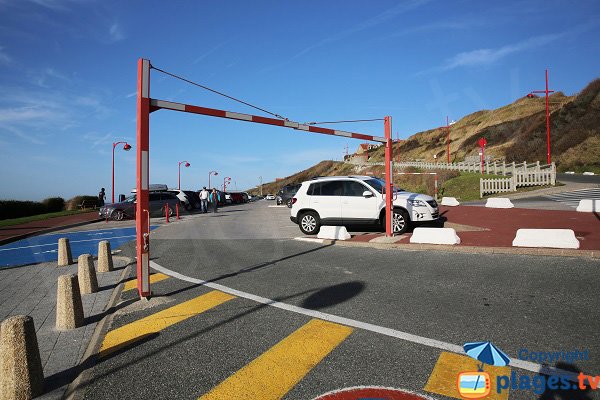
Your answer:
(290, 176), (439, 235)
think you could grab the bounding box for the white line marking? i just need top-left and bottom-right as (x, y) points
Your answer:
(0, 235), (136, 252)
(149, 261), (580, 381)
(293, 237), (325, 244)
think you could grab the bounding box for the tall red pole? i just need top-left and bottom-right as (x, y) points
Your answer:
(136, 59), (151, 298)
(545, 69), (551, 164)
(384, 116), (393, 237)
(178, 163), (181, 190)
(112, 144), (115, 203)
(446, 116), (451, 164)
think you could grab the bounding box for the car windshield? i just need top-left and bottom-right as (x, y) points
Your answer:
(364, 178), (406, 193)
(123, 195), (135, 203)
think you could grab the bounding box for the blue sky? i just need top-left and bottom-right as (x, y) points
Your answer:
(1, 0), (599, 201)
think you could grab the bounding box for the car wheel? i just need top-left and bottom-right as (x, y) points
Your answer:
(388, 208), (410, 234)
(112, 209), (125, 221)
(299, 211), (320, 235)
(286, 198), (293, 208)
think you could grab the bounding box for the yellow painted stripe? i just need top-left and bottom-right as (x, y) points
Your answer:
(122, 273), (170, 292)
(424, 351), (510, 400)
(99, 290), (235, 357)
(199, 318), (353, 400)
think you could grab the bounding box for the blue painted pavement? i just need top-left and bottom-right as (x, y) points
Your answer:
(0, 226), (158, 268)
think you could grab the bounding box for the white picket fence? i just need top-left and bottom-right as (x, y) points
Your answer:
(480, 167), (556, 197)
(344, 159), (556, 197)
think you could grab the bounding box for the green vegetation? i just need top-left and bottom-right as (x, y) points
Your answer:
(1, 195), (98, 221)
(440, 173), (504, 201)
(0, 210), (89, 228)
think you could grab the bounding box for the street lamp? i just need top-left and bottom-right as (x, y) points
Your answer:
(208, 170), (218, 189)
(112, 141), (132, 203)
(446, 116), (451, 164)
(259, 176), (263, 196)
(528, 69), (555, 164)
(223, 176), (231, 192)
(178, 161), (190, 190)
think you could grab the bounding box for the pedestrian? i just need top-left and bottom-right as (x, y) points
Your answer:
(199, 186), (209, 213)
(98, 188), (106, 207)
(209, 188), (220, 213)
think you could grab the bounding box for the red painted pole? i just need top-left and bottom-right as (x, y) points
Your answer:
(446, 116), (451, 164)
(545, 69), (551, 164)
(165, 204), (170, 223)
(384, 116), (393, 237)
(111, 143), (115, 204)
(178, 163), (181, 190)
(136, 58), (151, 298)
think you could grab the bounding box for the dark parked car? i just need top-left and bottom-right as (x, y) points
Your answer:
(230, 192), (245, 204)
(183, 190), (201, 209)
(276, 183), (301, 207)
(98, 192), (180, 220)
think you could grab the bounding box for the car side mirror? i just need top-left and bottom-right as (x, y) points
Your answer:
(363, 191), (374, 198)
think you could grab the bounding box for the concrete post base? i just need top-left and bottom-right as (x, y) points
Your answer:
(56, 274), (84, 330)
(57, 238), (73, 267)
(77, 254), (98, 294)
(0, 315), (44, 400)
(97, 240), (114, 272)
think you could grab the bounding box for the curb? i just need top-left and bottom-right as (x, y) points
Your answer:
(0, 218), (103, 246)
(329, 239), (600, 259)
(63, 256), (134, 400)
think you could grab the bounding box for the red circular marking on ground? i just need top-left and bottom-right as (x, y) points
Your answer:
(314, 387), (430, 400)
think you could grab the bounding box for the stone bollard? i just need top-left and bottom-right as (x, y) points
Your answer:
(57, 238), (73, 266)
(0, 315), (44, 400)
(97, 240), (114, 272)
(56, 274), (84, 330)
(77, 254), (98, 294)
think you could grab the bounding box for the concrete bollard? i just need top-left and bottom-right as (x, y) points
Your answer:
(0, 315), (44, 400)
(77, 254), (98, 294)
(97, 240), (114, 272)
(56, 274), (84, 330)
(57, 237), (73, 266)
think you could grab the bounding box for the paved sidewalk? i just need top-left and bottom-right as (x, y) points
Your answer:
(0, 211), (101, 245)
(0, 256), (130, 399)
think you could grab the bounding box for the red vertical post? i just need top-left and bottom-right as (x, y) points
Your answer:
(111, 144), (115, 204)
(545, 69), (551, 165)
(178, 164), (181, 190)
(446, 116), (451, 164)
(136, 58), (151, 298)
(384, 116), (393, 237)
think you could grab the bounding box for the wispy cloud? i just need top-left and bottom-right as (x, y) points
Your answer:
(4, 126), (46, 145)
(27, 0), (74, 11)
(108, 22), (125, 42)
(263, 0), (432, 72)
(192, 39), (234, 65)
(0, 46), (12, 65)
(33, 67), (71, 88)
(419, 20), (600, 75)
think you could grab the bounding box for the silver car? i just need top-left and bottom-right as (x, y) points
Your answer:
(99, 192), (180, 220)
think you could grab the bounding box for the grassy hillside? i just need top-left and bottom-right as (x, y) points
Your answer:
(367, 77), (600, 171)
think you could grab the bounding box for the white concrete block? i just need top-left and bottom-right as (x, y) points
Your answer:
(576, 199), (600, 212)
(317, 226), (351, 240)
(485, 198), (514, 208)
(441, 197), (460, 206)
(409, 227), (461, 245)
(583, 171), (595, 176)
(512, 229), (580, 249)
(565, 171), (575, 174)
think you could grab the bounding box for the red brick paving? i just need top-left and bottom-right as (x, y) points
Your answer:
(349, 206), (600, 250)
(0, 211), (100, 244)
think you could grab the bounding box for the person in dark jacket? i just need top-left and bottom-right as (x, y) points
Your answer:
(209, 188), (220, 213)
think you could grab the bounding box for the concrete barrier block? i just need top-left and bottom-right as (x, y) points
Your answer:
(56, 274), (84, 330)
(409, 227), (461, 245)
(0, 315), (44, 400)
(576, 199), (600, 212)
(441, 197), (460, 206)
(57, 237), (73, 266)
(97, 240), (114, 272)
(582, 172), (595, 176)
(565, 171), (575, 174)
(77, 254), (98, 295)
(317, 226), (351, 240)
(485, 198), (514, 208)
(512, 229), (580, 249)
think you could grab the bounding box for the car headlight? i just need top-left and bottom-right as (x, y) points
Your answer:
(407, 199), (427, 207)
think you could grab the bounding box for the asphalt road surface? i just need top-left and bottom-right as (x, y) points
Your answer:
(79, 201), (600, 400)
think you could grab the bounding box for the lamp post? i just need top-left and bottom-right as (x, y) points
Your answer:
(259, 176), (263, 196)
(112, 141), (132, 203)
(446, 116), (451, 164)
(223, 176), (231, 192)
(178, 161), (190, 190)
(528, 69), (555, 164)
(208, 170), (218, 189)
